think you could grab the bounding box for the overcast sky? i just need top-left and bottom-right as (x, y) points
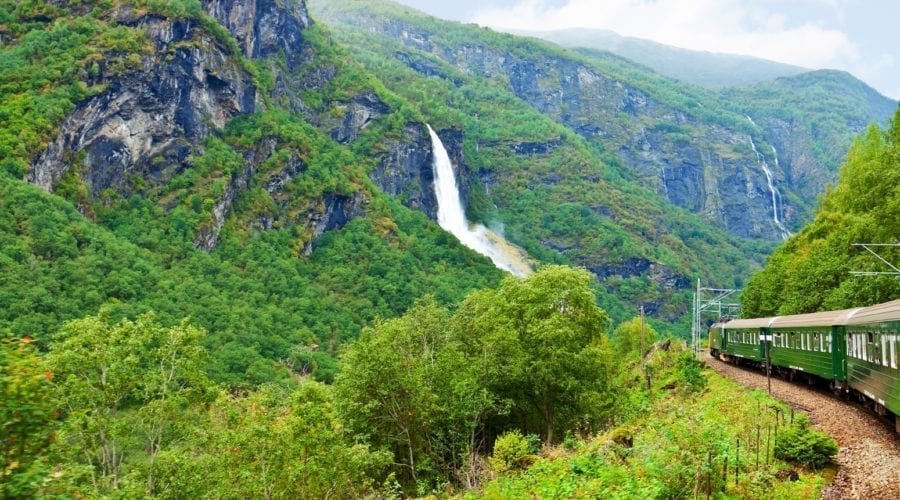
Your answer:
(393, 0), (900, 100)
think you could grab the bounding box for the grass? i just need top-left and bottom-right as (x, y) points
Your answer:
(477, 353), (830, 499)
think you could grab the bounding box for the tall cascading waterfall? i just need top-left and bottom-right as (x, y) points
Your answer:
(427, 125), (532, 277)
(745, 117), (791, 240)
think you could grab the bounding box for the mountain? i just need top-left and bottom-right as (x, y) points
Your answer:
(741, 110), (900, 316)
(0, 0), (894, 382)
(0, 0), (505, 384)
(513, 27), (807, 88)
(312, 0), (895, 237)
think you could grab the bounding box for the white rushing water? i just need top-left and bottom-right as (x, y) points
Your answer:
(427, 125), (532, 277)
(745, 117), (791, 239)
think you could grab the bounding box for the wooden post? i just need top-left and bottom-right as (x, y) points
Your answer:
(723, 454), (728, 492)
(755, 425), (760, 471)
(735, 438), (740, 486)
(790, 408), (794, 425)
(706, 450), (712, 499)
(766, 424), (771, 466)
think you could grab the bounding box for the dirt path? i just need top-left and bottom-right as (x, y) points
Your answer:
(704, 353), (900, 499)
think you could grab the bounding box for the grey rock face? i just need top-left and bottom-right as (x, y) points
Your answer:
(28, 0), (374, 252)
(588, 257), (691, 291)
(204, 0), (309, 60)
(330, 92), (390, 144)
(30, 15), (258, 194)
(370, 124), (437, 218)
(302, 192), (367, 255)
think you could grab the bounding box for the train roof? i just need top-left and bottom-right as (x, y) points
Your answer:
(846, 299), (900, 326)
(723, 298), (900, 330)
(769, 307), (865, 328)
(723, 317), (779, 329)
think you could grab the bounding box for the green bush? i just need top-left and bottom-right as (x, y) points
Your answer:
(677, 351), (707, 392)
(773, 415), (838, 469)
(490, 431), (531, 473)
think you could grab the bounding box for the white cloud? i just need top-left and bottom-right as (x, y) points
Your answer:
(472, 0), (898, 98)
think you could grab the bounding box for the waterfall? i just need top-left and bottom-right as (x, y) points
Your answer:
(745, 117), (791, 240)
(427, 125), (531, 277)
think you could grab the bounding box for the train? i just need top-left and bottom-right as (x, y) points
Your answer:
(708, 299), (900, 432)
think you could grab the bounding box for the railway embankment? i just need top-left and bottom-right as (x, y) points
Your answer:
(705, 353), (900, 498)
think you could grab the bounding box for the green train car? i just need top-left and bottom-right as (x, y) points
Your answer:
(846, 300), (900, 420)
(709, 299), (900, 432)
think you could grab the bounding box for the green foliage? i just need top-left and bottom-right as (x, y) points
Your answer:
(337, 266), (614, 492)
(153, 382), (390, 499)
(676, 351), (707, 393)
(0, 339), (58, 498)
(46, 312), (211, 495)
(454, 266), (615, 444)
(489, 430), (531, 473)
(743, 110), (900, 316)
(336, 298), (495, 492)
(774, 415), (838, 469)
(612, 316), (658, 358)
(482, 360), (829, 498)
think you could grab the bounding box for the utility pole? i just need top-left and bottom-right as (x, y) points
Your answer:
(765, 334), (772, 394)
(640, 305), (645, 372)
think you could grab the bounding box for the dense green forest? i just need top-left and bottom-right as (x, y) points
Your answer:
(2, 267), (835, 497)
(742, 109), (900, 316)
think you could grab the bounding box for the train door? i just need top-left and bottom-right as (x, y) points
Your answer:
(831, 326), (848, 385)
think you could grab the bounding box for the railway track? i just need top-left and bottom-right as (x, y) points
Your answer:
(704, 352), (900, 499)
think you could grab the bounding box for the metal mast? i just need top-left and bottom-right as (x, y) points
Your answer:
(692, 279), (741, 358)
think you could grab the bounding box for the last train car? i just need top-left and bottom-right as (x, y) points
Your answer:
(845, 299), (900, 425)
(708, 322), (725, 357)
(719, 317), (769, 363)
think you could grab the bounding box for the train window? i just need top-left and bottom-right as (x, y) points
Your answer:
(891, 334), (898, 369)
(826, 334), (832, 353)
(882, 334), (888, 366)
(868, 333), (876, 363)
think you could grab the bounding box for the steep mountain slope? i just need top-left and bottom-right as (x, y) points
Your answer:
(514, 27), (807, 88)
(310, 0), (780, 325)
(741, 110), (900, 316)
(725, 70), (897, 208)
(311, 0), (894, 241)
(0, 0), (505, 384)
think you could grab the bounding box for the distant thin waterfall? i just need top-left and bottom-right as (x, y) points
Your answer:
(745, 117), (791, 240)
(427, 125), (531, 276)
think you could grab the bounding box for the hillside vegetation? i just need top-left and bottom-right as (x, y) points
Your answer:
(742, 109), (900, 315)
(2, 267), (834, 497)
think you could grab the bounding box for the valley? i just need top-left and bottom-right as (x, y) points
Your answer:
(1, 0), (897, 497)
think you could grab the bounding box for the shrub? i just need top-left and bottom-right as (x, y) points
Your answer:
(490, 430), (531, 473)
(773, 415), (838, 469)
(677, 352), (707, 392)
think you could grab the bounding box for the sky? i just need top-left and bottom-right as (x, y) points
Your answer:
(393, 0), (900, 100)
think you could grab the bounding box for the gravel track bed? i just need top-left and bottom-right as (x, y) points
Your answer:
(704, 353), (900, 499)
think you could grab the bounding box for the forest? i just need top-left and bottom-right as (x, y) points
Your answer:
(2, 266), (837, 497)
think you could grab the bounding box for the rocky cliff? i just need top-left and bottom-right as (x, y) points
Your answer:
(24, 0), (459, 253)
(312, 2), (894, 242)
